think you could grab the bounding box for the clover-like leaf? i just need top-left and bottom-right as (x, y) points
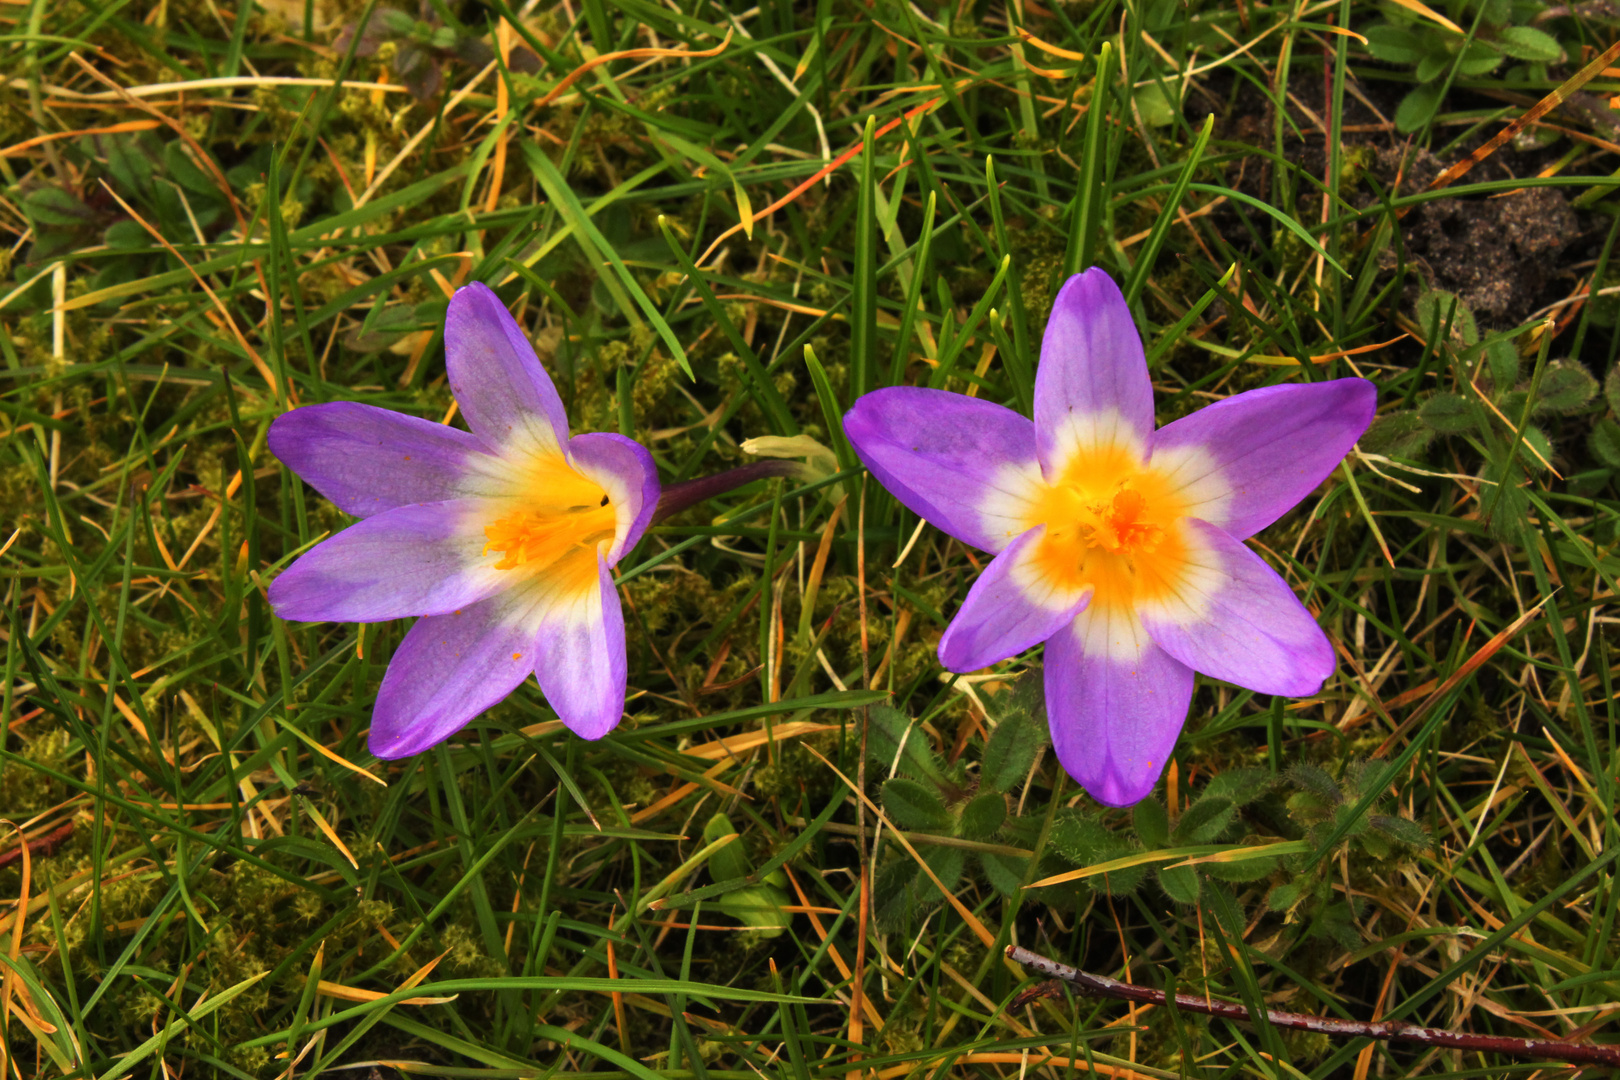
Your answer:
(1267, 880), (1305, 913)
(1482, 459), (1530, 542)
(1535, 360), (1599, 415)
(1456, 40), (1506, 77)
(718, 885), (793, 937)
(23, 187), (99, 228)
(873, 858), (920, 928)
(104, 220), (152, 249)
(1133, 797), (1170, 849)
(1199, 767), (1274, 808)
(1050, 812), (1145, 894)
(1203, 853), (1281, 883)
(1133, 83), (1176, 127)
(959, 791), (1007, 841)
(882, 778), (952, 833)
(1416, 289), (1479, 345)
(165, 142), (221, 197)
(1397, 80), (1446, 131)
(1361, 411), (1434, 458)
(1173, 796), (1236, 845)
(1590, 419), (1620, 469)
(102, 134), (159, 204)
(1484, 338), (1521, 391)
(1369, 814), (1431, 849)
(1420, 391), (1482, 434)
(1496, 25), (1561, 62)
(703, 813), (752, 883)
(1365, 24), (1425, 64)
(1516, 425), (1553, 473)
(919, 846), (967, 901)
(980, 851), (1027, 897)
(982, 705), (1045, 794)
(1414, 50), (1451, 82)
(868, 705), (947, 784)
(1157, 863), (1201, 905)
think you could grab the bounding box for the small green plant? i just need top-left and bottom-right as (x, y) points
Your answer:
(1038, 762), (1427, 952)
(19, 132), (240, 297)
(1592, 368), (1620, 472)
(1359, 288), (1600, 539)
(1047, 768), (1281, 907)
(702, 812), (793, 937)
(868, 685), (1048, 928)
(1264, 762), (1431, 949)
(1363, 1), (1562, 132)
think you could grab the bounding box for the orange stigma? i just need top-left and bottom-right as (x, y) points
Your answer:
(1076, 485), (1165, 555)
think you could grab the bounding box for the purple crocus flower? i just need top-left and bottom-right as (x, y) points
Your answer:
(844, 269), (1376, 806)
(268, 283), (659, 758)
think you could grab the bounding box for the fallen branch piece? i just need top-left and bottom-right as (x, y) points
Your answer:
(1005, 945), (1620, 1069)
(0, 821), (74, 870)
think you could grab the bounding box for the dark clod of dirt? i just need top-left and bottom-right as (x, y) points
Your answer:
(1391, 148), (1578, 324)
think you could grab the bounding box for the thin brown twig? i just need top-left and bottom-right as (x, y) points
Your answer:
(1005, 945), (1620, 1069)
(0, 821), (73, 871)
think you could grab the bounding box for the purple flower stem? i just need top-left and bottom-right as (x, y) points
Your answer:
(1005, 945), (1620, 1068)
(652, 460), (808, 525)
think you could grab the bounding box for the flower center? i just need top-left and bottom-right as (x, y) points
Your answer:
(482, 454), (617, 575)
(1019, 436), (1195, 612)
(483, 502), (615, 571)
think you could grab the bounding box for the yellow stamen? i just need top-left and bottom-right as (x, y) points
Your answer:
(480, 452), (617, 588)
(1023, 438), (1194, 613)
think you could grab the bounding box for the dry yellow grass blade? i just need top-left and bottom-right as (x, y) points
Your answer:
(300, 800), (360, 869)
(1426, 38), (1620, 194)
(316, 980), (457, 1006)
(628, 758), (748, 825)
(779, 866), (886, 1030)
(682, 720), (841, 760)
(277, 717), (388, 787)
(1016, 28), (1086, 61)
(0, 118), (163, 157)
(3, 74), (417, 101)
(1385, 0), (1464, 34)
(1244, 334), (1410, 366)
(1028, 842), (1306, 890)
(1, 819), (30, 1071)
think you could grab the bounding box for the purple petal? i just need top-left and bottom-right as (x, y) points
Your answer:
(369, 594), (540, 758)
(445, 283), (571, 454)
(1045, 608), (1194, 807)
(534, 555), (626, 740)
(269, 501), (504, 622)
(1034, 269), (1154, 474)
(269, 402), (493, 518)
(843, 387), (1040, 553)
(938, 526), (1092, 672)
(1151, 378), (1376, 539)
(568, 432), (660, 565)
(1139, 518), (1335, 697)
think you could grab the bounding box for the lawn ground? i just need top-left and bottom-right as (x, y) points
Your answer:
(3, 0), (1620, 1076)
